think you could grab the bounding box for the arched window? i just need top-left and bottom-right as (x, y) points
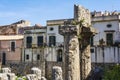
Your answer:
(57, 49), (62, 62)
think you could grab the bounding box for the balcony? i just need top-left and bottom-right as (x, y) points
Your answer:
(25, 42), (64, 49)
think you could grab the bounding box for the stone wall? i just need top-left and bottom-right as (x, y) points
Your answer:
(45, 61), (62, 80)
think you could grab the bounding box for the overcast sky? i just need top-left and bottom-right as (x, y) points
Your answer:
(0, 0), (120, 26)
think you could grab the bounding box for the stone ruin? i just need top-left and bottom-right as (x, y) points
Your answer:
(0, 67), (16, 80)
(31, 67), (41, 79)
(0, 67), (47, 80)
(52, 66), (63, 80)
(59, 5), (96, 80)
(0, 66), (62, 80)
(0, 5), (96, 80)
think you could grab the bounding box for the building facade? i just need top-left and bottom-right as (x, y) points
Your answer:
(22, 25), (46, 62)
(0, 20), (30, 65)
(46, 20), (64, 61)
(91, 11), (120, 64)
(22, 24), (64, 62)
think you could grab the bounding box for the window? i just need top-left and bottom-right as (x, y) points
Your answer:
(57, 49), (62, 62)
(26, 55), (29, 60)
(11, 41), (15, 51)
(50, 27), (54, 31)
(90, 49), (94, 53)
(106, 33), (113, 46)
(90, 36), (94, 46)
(107, 24), (112, 28)
(26, 36), (32, 48)
(37, 36), (43, 47)
(37, 54), (40, 60)
(49, 36), (56, 47)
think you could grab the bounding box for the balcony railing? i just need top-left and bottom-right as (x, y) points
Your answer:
(25, 42), (64, 48)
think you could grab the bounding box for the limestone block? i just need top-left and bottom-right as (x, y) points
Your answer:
(41, 77), (47, 80)
(7, 73), (16, 80)
(52, 66), (63, 80)
(31, 67), (41, 79)
(74, 4), (91, 27)
(26, 74), (38, 80)
(2, 67), (11, 73)
(0, 73), (8, 80)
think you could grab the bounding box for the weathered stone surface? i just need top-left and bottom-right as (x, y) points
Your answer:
(74, 5), (91, 27)
(0, 73), (16, 80)
(31, 67), (41, 80)
(7, 73), (16, 80)
(59, 25), (80, 80)
(26, 74), (38, 80)
(59, 5), (96, 80)
(66, 35), (80, 80)
(41, 77), (47, 80)
(74, 5), (96, 80)
(52, 66), (63, 80)
(0, 73), (8, 80)
(2, 67), (11, 73)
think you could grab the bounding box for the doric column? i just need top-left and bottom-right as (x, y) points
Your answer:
(80, 27), (96, 80)
(74, 4), (97, 80)
(59, 25), (80, 80)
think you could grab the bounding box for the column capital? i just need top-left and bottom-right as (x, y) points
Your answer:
(59, 25), (80, 35)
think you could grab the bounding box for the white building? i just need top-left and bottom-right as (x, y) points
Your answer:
(91, 11), (120, 64)
(22, 24), (63, 62)
(22, 25), (47, 62)
(46, 20), (64, 62)
(91, 11), (120, 46)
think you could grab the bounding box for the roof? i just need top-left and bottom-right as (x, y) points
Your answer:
(0, 35), (24, 40)
(19, 26), (46, 30)
(47, 18), (73, 26)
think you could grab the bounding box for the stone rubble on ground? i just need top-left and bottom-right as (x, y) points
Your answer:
(52, 66), (63, 80)
(41, 77), (47, 80)
(31, 67), (41, 80)
(0, 67), (47, 80)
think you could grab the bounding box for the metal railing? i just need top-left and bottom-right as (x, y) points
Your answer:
(26, 42), (64, 48)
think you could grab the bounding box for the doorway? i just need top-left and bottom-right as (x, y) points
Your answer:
(2, 52), (6, 65)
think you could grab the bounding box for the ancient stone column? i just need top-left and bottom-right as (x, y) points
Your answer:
(52, 66), (63, 80)
(80, 29), (93, 80)
(59, 25), (80, 80)
(74, 5), (97, 80)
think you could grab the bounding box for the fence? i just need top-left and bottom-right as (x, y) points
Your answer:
(91, 46), (120, 64)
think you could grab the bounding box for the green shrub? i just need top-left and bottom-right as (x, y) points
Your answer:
(103, 64), (120, 80)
